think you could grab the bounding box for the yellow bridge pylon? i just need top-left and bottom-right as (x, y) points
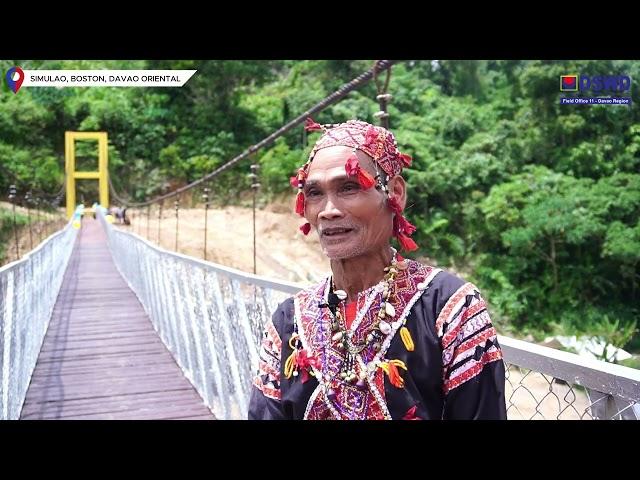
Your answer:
(65, 131), (109, 219)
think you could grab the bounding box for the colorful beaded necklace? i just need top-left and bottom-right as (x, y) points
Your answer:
(323, 249), (406, 390)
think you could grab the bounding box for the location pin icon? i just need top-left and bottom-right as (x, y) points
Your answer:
(6, 67), (24, 94)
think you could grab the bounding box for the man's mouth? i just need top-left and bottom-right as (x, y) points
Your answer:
(321, 227), (354, 237)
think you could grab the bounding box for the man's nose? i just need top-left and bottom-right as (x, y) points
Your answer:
(318, 198), (344, 221)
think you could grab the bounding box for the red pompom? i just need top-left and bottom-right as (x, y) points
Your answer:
(345, 154), (374, 189)
(299, 222), (311, 235)
(345, 154), (360, 177)
(399, 153), (412, 167)
(304, 117), (323, 132)
(290, 176), (299, 189)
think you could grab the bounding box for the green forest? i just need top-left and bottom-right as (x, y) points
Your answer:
(1, 60), (639, 360)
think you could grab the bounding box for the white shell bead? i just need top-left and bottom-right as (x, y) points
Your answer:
(385, 302), (396, 317)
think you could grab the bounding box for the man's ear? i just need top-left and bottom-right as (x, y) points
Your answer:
(388, 175), (407, 210)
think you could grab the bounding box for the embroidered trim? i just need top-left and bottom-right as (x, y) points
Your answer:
(253, 318), (283, 401)
(294, 260), (440, 419)
(435, 282), (476, 337)
(444, 349), (503, 394)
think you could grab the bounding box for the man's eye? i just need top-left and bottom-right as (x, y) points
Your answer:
(342, 183), (360, 192)
(306, 189), (321, 197)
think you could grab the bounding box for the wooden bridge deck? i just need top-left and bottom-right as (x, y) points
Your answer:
(20, 217), (215, 420)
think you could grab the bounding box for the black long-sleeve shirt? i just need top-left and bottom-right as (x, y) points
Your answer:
(249, 266), (506, 420)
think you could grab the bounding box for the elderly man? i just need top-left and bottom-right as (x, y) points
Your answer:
(248, 119), (506, 420)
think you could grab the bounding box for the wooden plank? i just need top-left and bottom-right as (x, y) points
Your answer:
(23, 376), (201, 401)
(20, 218), (215, 420)
(31, 358), (180, 375)
(30, 368), (188, 384)
(38, 336), (166, 352)
(21, 401), (212, 420)
(34, 350), (173, 366)
(22, 388), (201, 409)
(20, 396), (204, 418)
(42, 404), (215, 420)
(21, 387), (199, 410)
(167, 415), (216, 420)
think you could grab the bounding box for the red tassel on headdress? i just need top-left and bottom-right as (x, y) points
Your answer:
(399, 153), (412, 167)
(388, 197), (403, 215)
(345, 154), (374, 190)
(357, 169), (376, 189)
(290, 176), (298, 189)
(397, 215), (416, 236)
(394, 214), (418, 251)
(295, 191), (305, 216)
(397, 233), (418, 252)
(299, 222), (311, 235)
(388, 197), (418, 251)
(304, 117), (323, 132)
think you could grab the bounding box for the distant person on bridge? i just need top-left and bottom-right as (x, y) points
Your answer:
(249, 119), (506, 420)
(109, 206), (129, 225)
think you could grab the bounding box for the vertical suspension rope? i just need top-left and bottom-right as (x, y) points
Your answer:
(25, 191), (33, 250)
(9, 185), (19, 260)
(35, 197), (43, 243)
(44, 200), (53, 238)
(174, 197), (179, 252)
(54, 195), (62, 233)
(249, 163), (260, 275)
(203, 187), (210, 261)
(158, 200), (163, 247)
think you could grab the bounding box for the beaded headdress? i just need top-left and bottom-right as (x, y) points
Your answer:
(291, 118), (418, 252)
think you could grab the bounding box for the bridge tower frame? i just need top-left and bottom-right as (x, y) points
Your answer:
(65, 131), (109, 218)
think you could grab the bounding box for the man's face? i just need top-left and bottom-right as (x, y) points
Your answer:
(303, 146), (394, 260)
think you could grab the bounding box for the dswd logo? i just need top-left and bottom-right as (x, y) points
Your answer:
(560, 74), (631, 92)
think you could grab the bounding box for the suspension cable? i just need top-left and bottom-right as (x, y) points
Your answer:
(109, 60), (396, 208)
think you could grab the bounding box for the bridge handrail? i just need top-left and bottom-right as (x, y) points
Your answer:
(0, 219), (78, 419)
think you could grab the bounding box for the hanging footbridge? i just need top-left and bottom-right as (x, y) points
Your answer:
(1, 60), (639, 420)
(1, 209), (638, 420)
